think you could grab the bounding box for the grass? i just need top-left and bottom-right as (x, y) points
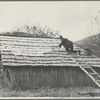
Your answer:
(0, 86), (100, 97)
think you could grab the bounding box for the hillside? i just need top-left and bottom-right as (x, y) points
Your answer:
(75, 33), (100, 57)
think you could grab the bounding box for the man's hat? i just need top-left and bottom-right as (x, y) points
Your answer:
(59, 35), (63, 38)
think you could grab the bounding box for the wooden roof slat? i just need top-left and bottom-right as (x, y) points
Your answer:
(3, 62), (78, 67)
(2, 59), (76, 64)
(2, 57), (73, 61)
(91, 65), (100, 67)
(86, 62), (100, 64)
(2, 54), (71, 58)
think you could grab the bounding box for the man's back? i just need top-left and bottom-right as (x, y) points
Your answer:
(59, 36), (73, 51)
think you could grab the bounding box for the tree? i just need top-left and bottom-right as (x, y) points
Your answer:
(0, 24), (60, 38)
(84, 11), (100, 56)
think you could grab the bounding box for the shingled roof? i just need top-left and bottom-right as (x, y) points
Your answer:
(0, 36), (100, 67)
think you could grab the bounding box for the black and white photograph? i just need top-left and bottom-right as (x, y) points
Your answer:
(0, 1), (100, 98)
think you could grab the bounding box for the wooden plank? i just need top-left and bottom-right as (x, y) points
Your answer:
(89, 73), (99, 75)
(0, 40), (60, 45)
(91, 65), (100, 67)
(86, 62), (100, 64)
(0, 41), (59, 46)
(2, 54), (73, 61)
(3, 62), (78, 67)
(80, 56), (96, 58)
(83, 58), (100, 60)
(0, 36), (59, 41)
(1, 54), (71, 59)
(2, 58), (74, 62)
(2, 60), (76, 64)
(0, 40), (58, 44)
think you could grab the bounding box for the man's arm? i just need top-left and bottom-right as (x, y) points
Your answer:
(58, 41), (63, 48)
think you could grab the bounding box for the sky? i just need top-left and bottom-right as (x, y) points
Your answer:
(0, 1), (100, 41)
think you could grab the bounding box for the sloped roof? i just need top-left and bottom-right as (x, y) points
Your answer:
(0, 36), (100, 67)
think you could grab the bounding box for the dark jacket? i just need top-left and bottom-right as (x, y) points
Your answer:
(59, 38), (73, 51)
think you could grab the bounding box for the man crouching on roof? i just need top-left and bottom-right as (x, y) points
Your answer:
(58, 35), (81, 55)
(58, 35), (73, 52)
